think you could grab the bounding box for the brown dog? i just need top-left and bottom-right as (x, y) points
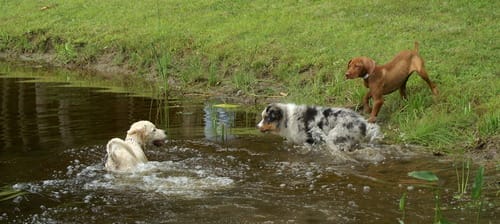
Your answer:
(345, 42), (439, 123)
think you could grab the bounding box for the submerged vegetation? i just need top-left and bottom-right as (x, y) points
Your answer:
(0, 0), (498, 152)
(0, 186), (27, 202)
(400, 166), (487, 224)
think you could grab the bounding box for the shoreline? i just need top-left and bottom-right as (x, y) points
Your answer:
(1, 1), (497, 162)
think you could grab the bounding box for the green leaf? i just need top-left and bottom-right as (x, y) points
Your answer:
(471, 166), (485, 200)
(436, 218), (456, 224)
(212, 104), (240, 109)
(399, 193), (407, 211)
(408, 171), (439, 182)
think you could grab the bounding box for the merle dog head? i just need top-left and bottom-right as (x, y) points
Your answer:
(257, 104), (283, 133)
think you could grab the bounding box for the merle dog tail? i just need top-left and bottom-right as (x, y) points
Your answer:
(366, 123), (383, 143)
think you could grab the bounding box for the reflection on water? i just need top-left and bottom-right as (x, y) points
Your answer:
(204, 104), (236, 142)
(0, 62), (498, 223)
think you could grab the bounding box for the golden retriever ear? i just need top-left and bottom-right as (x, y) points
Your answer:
(127, 125), (145, 136)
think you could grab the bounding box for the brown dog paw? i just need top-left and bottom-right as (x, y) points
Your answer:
(367, 116), (377, 123)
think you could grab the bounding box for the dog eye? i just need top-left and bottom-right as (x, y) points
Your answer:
(266, 114), (275, 122)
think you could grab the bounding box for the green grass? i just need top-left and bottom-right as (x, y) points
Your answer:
(1, 0), (499, 150)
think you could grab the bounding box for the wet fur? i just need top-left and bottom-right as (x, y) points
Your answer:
(105, 120), (167, 172)
(257, 103), (381, 151)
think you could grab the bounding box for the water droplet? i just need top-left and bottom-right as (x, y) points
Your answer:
(348, 201), (358, 207)
(84, 195), (92, 203)
(13, 196), (23, 204)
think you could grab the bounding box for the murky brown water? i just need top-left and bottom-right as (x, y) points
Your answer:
(0, 62), (498, 223)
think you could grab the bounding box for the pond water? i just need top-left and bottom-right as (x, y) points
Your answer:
(0, 62), (498, 223)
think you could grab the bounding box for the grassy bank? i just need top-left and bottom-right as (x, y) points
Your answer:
(1, 0), (498, 152)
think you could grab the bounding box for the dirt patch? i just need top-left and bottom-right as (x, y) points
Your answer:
(468, 135), (500, 168)
(1, 52), (57, 66)
(86, 52), (134, 77)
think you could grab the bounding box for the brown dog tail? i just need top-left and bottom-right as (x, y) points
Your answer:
(414, 41), (419, 53)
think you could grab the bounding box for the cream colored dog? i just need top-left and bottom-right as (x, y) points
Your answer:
(105, 120), (167, 172)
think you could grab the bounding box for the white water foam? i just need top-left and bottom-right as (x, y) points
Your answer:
(285, 142), (419, 165)
(12, 159), (234, 202)
(76, 160), (234, 198)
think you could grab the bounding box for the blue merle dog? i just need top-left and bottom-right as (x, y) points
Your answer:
(257, 103), (381, 151)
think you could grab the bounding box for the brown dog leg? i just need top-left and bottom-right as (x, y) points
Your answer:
(363, 92), (372, 114)
(414, 62), (439, 95)
(368, 94), (384, 123)
(399, 77), (409, 99)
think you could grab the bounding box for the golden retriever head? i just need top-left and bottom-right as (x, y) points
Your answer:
(257, 104), (283, 133)
(126, 120), (167, 147)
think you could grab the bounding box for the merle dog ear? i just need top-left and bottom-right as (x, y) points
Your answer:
(265, 105), (272, 113)
(268, 106), (283, 122)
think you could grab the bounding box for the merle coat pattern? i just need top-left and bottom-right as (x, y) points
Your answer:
(257, 103), (381, 151)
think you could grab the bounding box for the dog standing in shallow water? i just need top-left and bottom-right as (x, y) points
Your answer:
(105, 120), (167, 172)
(345, 42), (439, 123)
(257, 103), (381, 151)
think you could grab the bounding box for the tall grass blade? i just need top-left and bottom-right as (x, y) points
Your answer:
(471, 166), (484, 200)
(0, 186), (27, 202)
(454, 158), (471, 199)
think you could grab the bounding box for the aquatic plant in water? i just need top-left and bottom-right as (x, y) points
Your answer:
(454, 158), (470, 200)
(0, 185), (28, 202)
(399, 166), (486, 224)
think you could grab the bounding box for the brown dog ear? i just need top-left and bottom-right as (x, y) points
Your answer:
(347, 59), (352, 68)
(361, 57), (376, 75)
